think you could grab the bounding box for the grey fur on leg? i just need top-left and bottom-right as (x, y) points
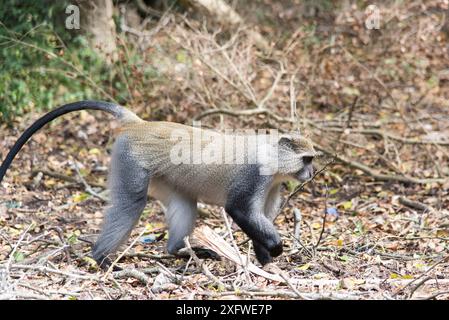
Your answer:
(164, 192), (198, 254)
(254, 183), (283, 265)
(92, 135), (150, 266)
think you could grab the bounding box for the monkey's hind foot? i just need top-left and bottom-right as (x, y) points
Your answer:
(192, 247), (222, 260)
(94, 255), (123, 272)
(176, 247), (221, 261)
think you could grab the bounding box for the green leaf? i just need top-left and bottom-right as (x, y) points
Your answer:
(13, 251), (25, 262)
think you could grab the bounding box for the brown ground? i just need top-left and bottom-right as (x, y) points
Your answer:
(0, 0), (448, 299)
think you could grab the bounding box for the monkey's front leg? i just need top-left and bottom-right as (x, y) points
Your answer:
(225, 174), (283, 263)
(224, 202), (283, 259)
(253, 184), (284, 265)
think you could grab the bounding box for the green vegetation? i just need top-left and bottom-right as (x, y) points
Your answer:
(0, 0), (147, 120)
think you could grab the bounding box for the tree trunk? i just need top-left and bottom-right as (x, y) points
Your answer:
(75, 0), (117, 62)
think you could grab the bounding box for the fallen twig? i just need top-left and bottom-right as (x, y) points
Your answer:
(184, 236), (229, 290)
(73, 162), (108, 202)
(31, 169), (105, 188)
(113, 268), (150, 285)
(398, 196), (434, 213)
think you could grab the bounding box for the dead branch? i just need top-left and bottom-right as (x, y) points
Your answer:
(10, 264), (101, 281)
(183, 0), (270, 52)
(313, 126), (449, 146)
(0, 291), (49, 300)
(124, 252), (178, 260)
(279, 273), (310, 300)
(103, 228), (147, 278)
(398, 196), (434, 213)
(184, 236), (229, 290)
(280, 160), (334, 212)
(73, 162), (108, 202)
(314, 187), (329, 250)
(316, 144), (447, 184)
(220, 208), (251, 283)
(113, 268), (150, 284)
(194, 106), (292, 122)
(292, 208), (302, 249)
(199, 289), (367, 300)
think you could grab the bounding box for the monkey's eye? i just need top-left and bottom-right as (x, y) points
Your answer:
(302, 156), (313, 165)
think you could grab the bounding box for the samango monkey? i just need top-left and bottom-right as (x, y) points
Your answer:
(0, 101), (317, 268)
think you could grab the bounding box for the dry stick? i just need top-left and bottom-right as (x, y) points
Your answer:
(16, 283), (49, 296)
(6, 224), (33, 273)
(392, 255), (449, 298)
(280, 160), (334, 213)
(279, 273), (310, 300)
(200, 289), (365, 300)
(197, 107), (449, 147)
(420, 290), (449, 300)
(346, 96), (358, 129)
(398, 196), (434, 213)
(220, 49), (258, 104)
(113, 269), (149, 285)
(73, 161), (108, 202)
(124, 252), (178, 260)
(290, 278), (449, 288)
(194, 106), (292, 122)
(183, 236), (229, 290)
(415, 111), (449, 157)
(193, 226), (284, 282)
(169, 33), (258, 107)
(288, 232), (313, 258)
(48, 226), (72, 264)
(10, 264), (101, 281)
(292, 208), (302, 249)
(103, 227), (147, 279)
(408, 276), (433, 299)
(0, 292), (49, 300)
(221, 209), (252, 284)
(314, 186), (329, 251)
(310, 124), (449, 146)
(337, 138), (405, 175)
(31, 169), (105, 188)
(315, 145), (447, 184)
(258, 61), (286, 109)
(290, 74), (297, 122)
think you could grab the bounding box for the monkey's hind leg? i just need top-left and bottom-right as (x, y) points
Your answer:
(92, 135), (150, 269)
(164, 192), (198, 255)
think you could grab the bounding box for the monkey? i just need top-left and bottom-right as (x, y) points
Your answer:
(0, 100), (317, 269)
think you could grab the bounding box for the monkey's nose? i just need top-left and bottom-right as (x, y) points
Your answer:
(303, 156), (313, 165)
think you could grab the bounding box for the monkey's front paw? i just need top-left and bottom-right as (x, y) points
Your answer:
(268, 241), (283, 257)
(192, 247), (222, 260)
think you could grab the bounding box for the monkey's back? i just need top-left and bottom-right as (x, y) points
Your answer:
(120, 121), (244, 205)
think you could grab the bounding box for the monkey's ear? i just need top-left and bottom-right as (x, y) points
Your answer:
(278, 133), (301, 146)
(278, 134), (293, 147)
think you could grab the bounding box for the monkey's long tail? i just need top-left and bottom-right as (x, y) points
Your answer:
(0, 100), (141, 184)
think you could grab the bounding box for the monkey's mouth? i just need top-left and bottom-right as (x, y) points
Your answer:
(295, 166), (314, 181)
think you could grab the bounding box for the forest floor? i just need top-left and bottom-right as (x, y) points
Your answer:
(1, 1), (449, 300)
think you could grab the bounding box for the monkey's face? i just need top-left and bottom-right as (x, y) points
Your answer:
(278, 134), (317, 181)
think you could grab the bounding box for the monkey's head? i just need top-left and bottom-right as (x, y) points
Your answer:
(278, 134), (317, 181)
